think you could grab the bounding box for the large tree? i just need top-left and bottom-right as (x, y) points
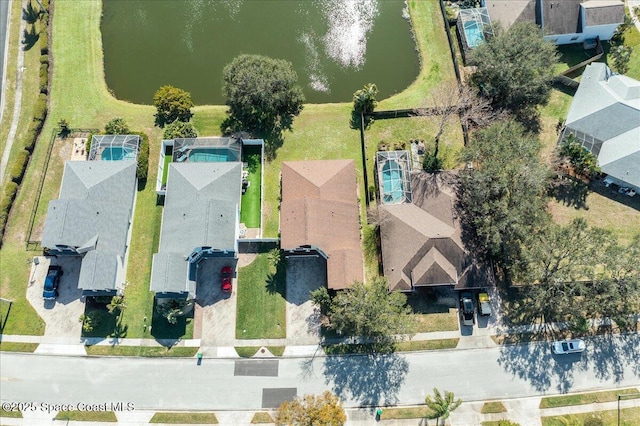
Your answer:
(153, 85), (194, 127)
(350, 83), (378, 130)
(456, 119), (550, 268)
(275, 391), (346, 426)
(316, 277), (414, 352)
(222, 54), (305, 138)
(469, 22), (559, 114)
(424, 388), (462, 426)
(163, 120), (198, 140)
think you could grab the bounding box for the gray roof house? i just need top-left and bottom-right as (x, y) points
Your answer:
(561, 63), (640, 192)
(41, 160), (138, 296)
(150, 162), (242, 299)
(482, 0), (624, 45)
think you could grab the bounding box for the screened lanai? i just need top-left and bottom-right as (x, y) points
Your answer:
(457, 7), (494, 57)
(88, 134), (140, 162)
(172, 137), (242, 163)
(376, 150), (412, 205)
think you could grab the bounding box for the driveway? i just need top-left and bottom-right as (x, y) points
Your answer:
(26, 256), (85, 337)
(194, 256), (238, 346)
(285, 256), (325, 345)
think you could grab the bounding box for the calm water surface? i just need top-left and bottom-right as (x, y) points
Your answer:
(102, 0), (419, 104)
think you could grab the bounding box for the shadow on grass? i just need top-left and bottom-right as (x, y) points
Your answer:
(21, 26), (39, 51)
(150, 298), (192, 342)
(323, 352), (409, 406)
(265, 259), (286, 298)
(550, 176), (590, 210)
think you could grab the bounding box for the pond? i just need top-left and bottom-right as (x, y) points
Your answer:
(101, 0), (419, 105)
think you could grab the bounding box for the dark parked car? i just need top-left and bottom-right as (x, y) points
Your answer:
(459, 291), (474, 326)
(43, 265), (63, 300)
(220, 266), (233, 293)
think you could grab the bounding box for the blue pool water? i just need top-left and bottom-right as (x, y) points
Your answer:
(382, 160), (405, 204)
(188, 148), (229, 162)
(464, 21), (485, 48)
(102, 147), (136, 161)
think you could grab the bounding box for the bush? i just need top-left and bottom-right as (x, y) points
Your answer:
(0, 182), (19, 243)
(39, 31), (48, 55)
(85, 134), (95, 153)
(130, 132), (149, 180)
(39, 54), (49, 64)
(162, 120), (197, 139)
(33, 93), (47, 124)
(22, 128), (37, 152)
(39, 63), (48, 94)
(10, 150), (30, 184)
(422, 151), (443, 173)
(104, 117), (129, 135)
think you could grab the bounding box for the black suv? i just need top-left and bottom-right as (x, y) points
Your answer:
(459, 291), (474, 326)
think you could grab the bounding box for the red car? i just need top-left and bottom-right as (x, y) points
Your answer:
(220, 266), (233, 293)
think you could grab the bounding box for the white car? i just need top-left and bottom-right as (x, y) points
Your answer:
(552, 339), (585, 355)
(618, 187), (636, 197)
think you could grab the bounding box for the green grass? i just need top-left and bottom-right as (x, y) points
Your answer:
(150, 412), (218, 424)
(395, 338), (459, 352)
(0, 342), (39, 352)
(482, 421), (515, 426)
(55, 410), (117, 422)
(482, 401), (507, 414)
(539, 388), (639, 409)
(0, 406), (23, 418)
(235, 346), (285, 358)
(236, 254), (286, 339)
(379, 406), (432, 420)
(251, 412), (274, 423)
(622, 20), (640, 80)
(240, 145), (262, 228)
(161, 145), (172, 185)
(413, 311), (459, 332)
(542, 407), (640, 426)
(85, 345), (198, 357)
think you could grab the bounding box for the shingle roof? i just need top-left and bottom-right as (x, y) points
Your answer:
(582, 1), (625, 27)
(280, 160), (363, 290)
(151, 162), (241, 294)
(564, 63), (640, 189)
(542, 0), (582, 35)
(41, 161), (137, 292)
(379, 172), (492, 292)
(483, 0), (537, 28)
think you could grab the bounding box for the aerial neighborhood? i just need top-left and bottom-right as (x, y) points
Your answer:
(0, 0), (639, 424)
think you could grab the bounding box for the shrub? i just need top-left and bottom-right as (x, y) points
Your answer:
(23, 128), (37, 152)
(39, 31), (48, 55)
(104, 117), (129, 135)
(162, 120), (197, 139)
(10, 150), (30, 184)
(39, 63), (48, 94)
(58, 119), (70, 138)
(156, 299), (190, 324)
(130, 132), (149, 180)
(422, 151), (443, 173)
(39, 54), (49, 64)
(0, 182), (19, 243)
(33, 93), (47, 124)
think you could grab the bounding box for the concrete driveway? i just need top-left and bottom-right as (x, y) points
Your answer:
(26, 256), (84, 337)
(285, 257), (325, 345)
(194, 256), (238, 346)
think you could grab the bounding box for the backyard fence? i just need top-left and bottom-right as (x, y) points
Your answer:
(25, 128), (98, 251)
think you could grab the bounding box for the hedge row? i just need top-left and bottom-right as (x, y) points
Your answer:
(0, 2), (51, 245)
(128, 131), (149, 180)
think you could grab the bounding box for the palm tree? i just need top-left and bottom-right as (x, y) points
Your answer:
(425, 388), (462, 425)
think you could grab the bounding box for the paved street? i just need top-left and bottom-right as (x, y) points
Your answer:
(2, 335), (639, 412)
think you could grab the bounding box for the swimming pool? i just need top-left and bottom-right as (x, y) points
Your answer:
(463, 21), (485, 48)
(101, 147), (137, 161)
(188, 148), (229, 162)
(382, 160), (405, 204)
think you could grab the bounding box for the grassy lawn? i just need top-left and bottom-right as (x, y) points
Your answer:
(236, 254), (286, 339)
(235, 346), (285, 358)
(395, 338), (459, 352)
(542, 407), (640, 426)
(161, 145), (172, 185)
(0, 342), (39, 352)
(622, 20), (640, 81)
(379, 406), (432, 420)
(482, 401), (507, 414)
(55, 411), (117, 422)
(413, 310), (459, 333)
(539, 388), (640, 409)
(85, 345), (198, 357)
(150, 412), (218, 424)
(251, 412), (274, 423)
(240, 145), (262, 228)
(0, 407), (23, 418)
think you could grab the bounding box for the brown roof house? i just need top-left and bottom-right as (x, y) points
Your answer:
(280, 160), (364, 290)
(482, 0), (624, 45)
(378, 170), (493, 292)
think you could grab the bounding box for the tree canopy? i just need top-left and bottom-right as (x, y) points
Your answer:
(350, 83), (378, 130)
(424, 388), (462, 425)
(153, 85), (194, 127)
(315, 277), (414, 352)
(275, 391), (346, 426)
(222, 54), (305, 139)
(456, 119), (550, 267)
(163, 120), (198, 140)
(469, 22), (559, 113)
(104, 117), (130, 135)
